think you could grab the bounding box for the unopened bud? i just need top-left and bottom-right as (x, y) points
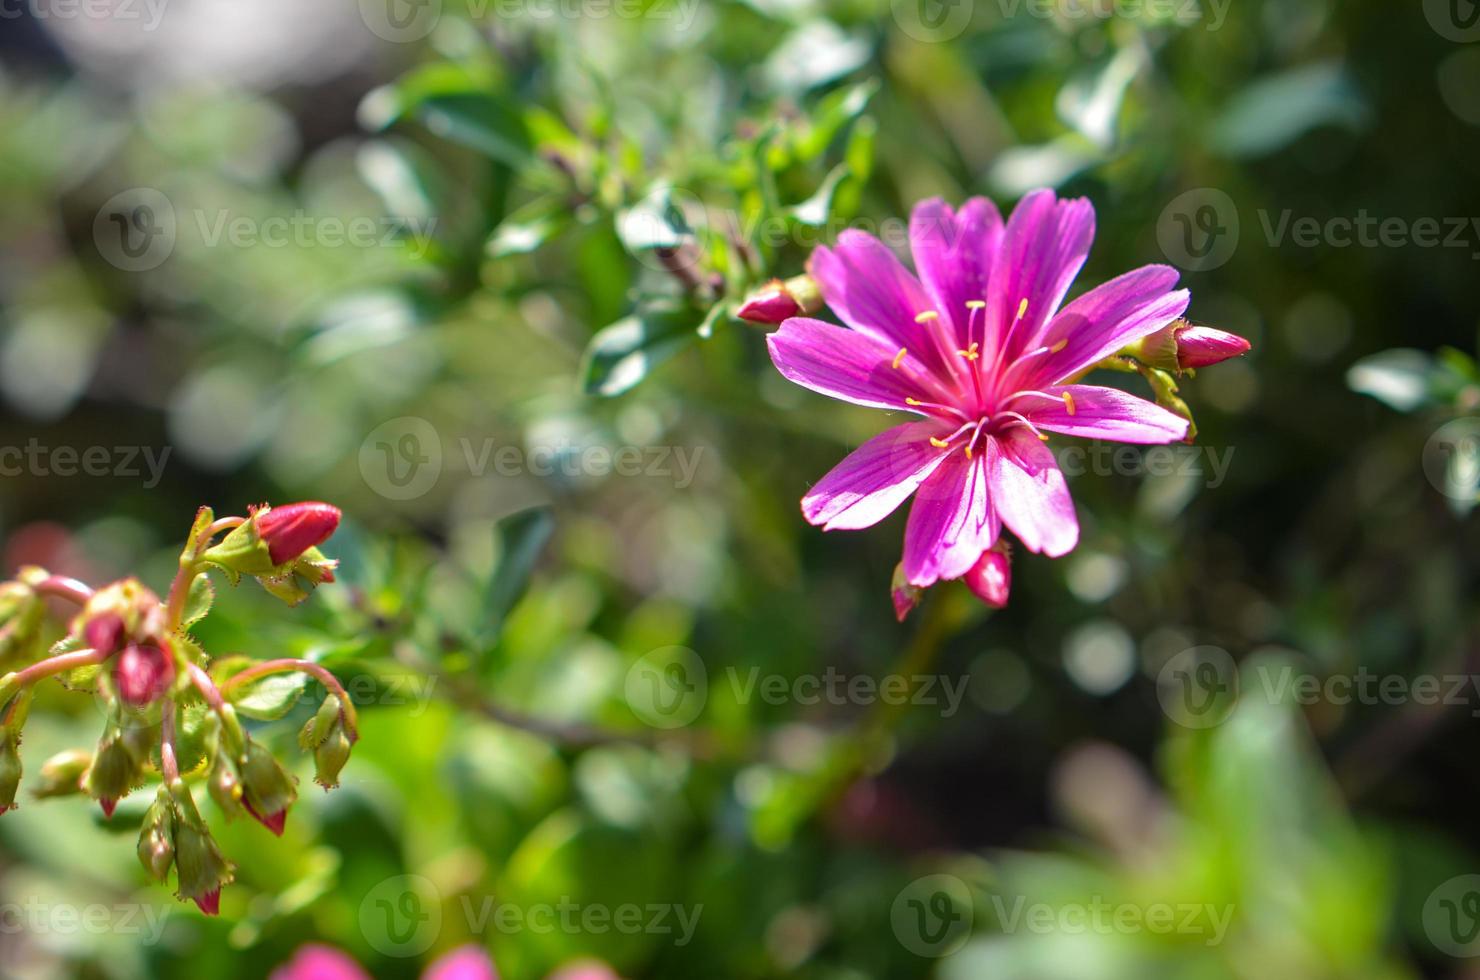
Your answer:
(239, 739), (297, 836)
(137, 787), (177, 882)
(206, 748), (244, 822)
(736, 274), (822, 325)
(85, 613), (125, 657)
(963, 543), (1011, 609)
(313, 722), (353, 791)
(0, 580), (46, 667)
(113, 643), (176, 708)
(171, 787), (233, 916)
(86, 730), (144, 818)
(0, 731), (21, 814)
(298, 695), (342, 751)
(1127, 318), (1251, 373)
(204, 503), (341, 578)
(890, 563), (922, 623)
(33, 748), (91, 799)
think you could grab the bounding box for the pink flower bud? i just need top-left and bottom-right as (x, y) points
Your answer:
(99, 797), (117, 819)
(114, 643), (175, 707)
(257, 502), (341, 566)
(243, 799), (288, 837)
(193, 889), (221, 917)
(1175, 325), (1251, 369)
(737, 280), (801, 324)
(964, 545), (1011, 609)
(890, 563), (922, 622)
(85, 613), (125, 656)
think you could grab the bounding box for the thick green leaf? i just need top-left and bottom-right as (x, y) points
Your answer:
(615, 184), (694, 254)
(181, 573), (214, 629)
(580, 303), (711, 397)
(475, 507), (555, 651)
(360, 64), (533, 170)
(228, 671), (312, 721)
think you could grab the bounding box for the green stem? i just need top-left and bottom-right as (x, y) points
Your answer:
(0, 647), (106, 710)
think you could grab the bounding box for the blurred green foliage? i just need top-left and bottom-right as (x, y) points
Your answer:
(1, 0), (1478, 978)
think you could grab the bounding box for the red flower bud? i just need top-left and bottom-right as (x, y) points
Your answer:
(99, 797), (117, 819)
(257, 502), (341, 566)
(737, 281), (801, 324)
(113, 643), (175, 708)
(964, 545), (1011, 609)
(243, 798), (288, 837)
(85, 613), (125, 656)
(890, 563), (922, 622)
(193, 889), (221, 917)
(1175, 325), (1251, 370)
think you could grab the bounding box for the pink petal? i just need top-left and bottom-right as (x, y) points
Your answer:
(803, 421), (953, 530)
(909, 197), (1004, 351)
(988, 428), (1078, 557)
(1024, 385), (1189, 443)
(902, 450), (1000, 587)
(548, 962), (622, 980)
(271, 945), (372, 980)
(982, 190), (1095, 368)
(767, 317), (944, 412)
(423, 945), (499, 980)
(1014, 266), (1188, 390)
(809, 232), (960, 384)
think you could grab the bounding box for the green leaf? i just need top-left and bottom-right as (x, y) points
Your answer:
(1346, 349), (1436, 412)
(488, 198), (570, 258)
(580, 302), (710, 397)
(229, 672), (312, 721)
(789, 163), (851, 227)
(476, 507), (556, 652)
(615, 184), (694, 254)
(182, 573), (214, 629)
(360, 64), (533, 170)
(793, 78), (879, 161)
(1210, 62), (1369, 158)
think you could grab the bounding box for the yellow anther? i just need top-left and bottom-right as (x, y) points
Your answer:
(905, 397), (922, 406)
(1038, 432), (1050, 441)
(965, 444), (973, 459)
(1016, 298), (1029, 320)
(956, 342), (980, 362)
(1049, 339), (1068, 353)
(1062, 391), (1076, 416)
(892, 347), (907, 369)
(929, 436), (950, 449)
(966, 300), (986, 310)
(915, 310), (940, 323)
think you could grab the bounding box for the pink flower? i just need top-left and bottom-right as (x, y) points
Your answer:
(271, 945), (371, 980)
(113, 642), (175, 707)
(423, 946), (499, 980)
(256, 502), (341, 565)
(1171, 324), (1250, 369)
(767, 191), (1192, 603)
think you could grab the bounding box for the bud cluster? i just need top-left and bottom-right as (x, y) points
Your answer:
(0, 501), (356, 916)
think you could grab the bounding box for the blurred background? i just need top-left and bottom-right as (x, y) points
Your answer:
(1, 0), (1479, 977)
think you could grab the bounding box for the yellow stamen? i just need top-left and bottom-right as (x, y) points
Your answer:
(892, 347), (907, 369)
(914, 310), (939, 323)
(966, 300), (986, 310)
(1049, 339), (1067, 353)
(929, 436), (950, 449)
(965, 444), (973, 459)
(1016, 298), (1029, 320)
(905, 397), (922, 406)
(956, 342), (980, 362)
(1063, 391), (1076, 416)
(1038, 432), (1050, 441)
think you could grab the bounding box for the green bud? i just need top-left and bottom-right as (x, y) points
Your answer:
(239, 739), (297, 836)
(299, 695), (342, 751)
(0, 579), (45, 669)
(32, 748), (91, 799)
(0, 730), (22, 814)
(200, 518), (276, 580)
(86, 729), (145, 818)
(170, 785), (233, 916)
(206, 748), (244, 822)
(137, 787), (177, 882)
(313, 721), (353, 790)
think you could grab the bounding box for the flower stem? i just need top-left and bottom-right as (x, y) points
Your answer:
(219, 660), (359, 740)
(0, 646), (105, 705)
(160, 697), (180, 783)
(33, 575), (94, 605)
(165, 516), (246, 631)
